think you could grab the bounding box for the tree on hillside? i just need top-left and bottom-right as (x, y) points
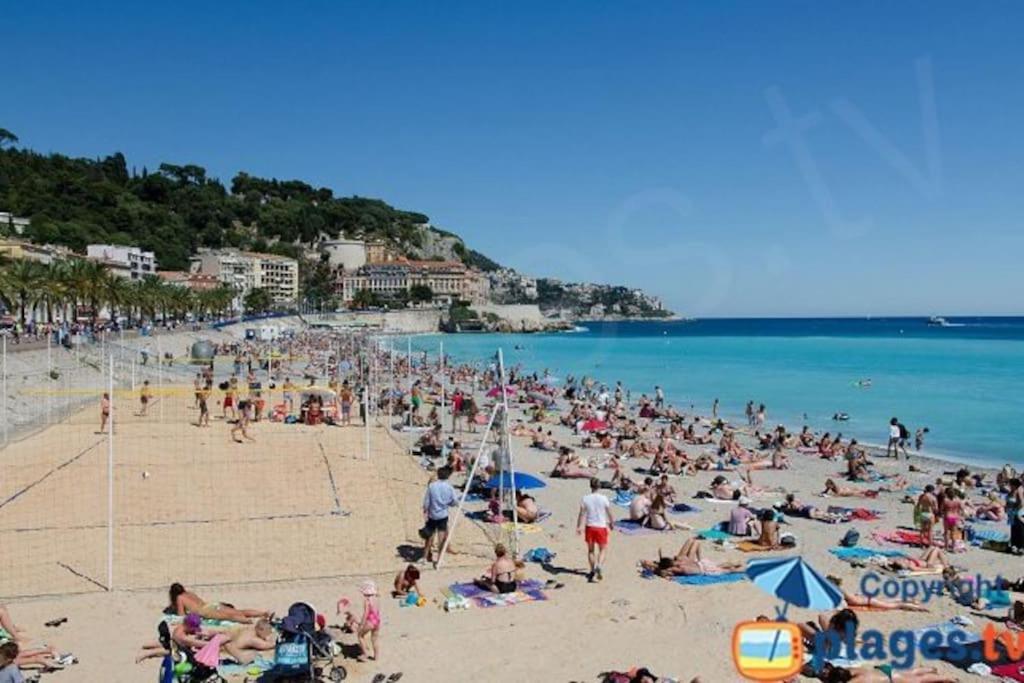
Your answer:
(351, 288), (381, 310)
(0, 128), (18, 149)
(409, 284), (433, 303)
(243, 287), (273, 314)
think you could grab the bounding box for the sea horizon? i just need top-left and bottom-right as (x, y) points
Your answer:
(412, 316), (1024, 468)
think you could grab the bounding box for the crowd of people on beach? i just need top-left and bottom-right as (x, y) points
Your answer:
(7, 325), (1024, 683)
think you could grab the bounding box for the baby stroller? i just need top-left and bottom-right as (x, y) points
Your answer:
(257, 602), (346, 682)
(156, 621), (226, 683)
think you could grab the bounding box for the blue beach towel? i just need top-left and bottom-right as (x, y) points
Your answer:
(697, 528), (733, 541)
(673, 572), (746, 586)
(829, 547), (907, 560)
(615, 520), (668, 536)
(967, 526), (1010, 544)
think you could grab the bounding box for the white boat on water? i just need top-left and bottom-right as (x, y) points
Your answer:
(927, 316), (958, 327)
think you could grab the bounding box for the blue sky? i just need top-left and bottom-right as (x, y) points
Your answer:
(3, 1), (1023, 316)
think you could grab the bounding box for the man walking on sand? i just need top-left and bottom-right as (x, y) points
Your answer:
(578, 477), (613, 582)
(422, 466), (458, 567)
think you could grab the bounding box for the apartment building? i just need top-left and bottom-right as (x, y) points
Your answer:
(86, 244), (157, 280)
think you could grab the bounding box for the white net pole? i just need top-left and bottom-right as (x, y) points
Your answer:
(157, 334), (164, 422)
(436, 402), (501, 569)
(47, 331), (52, 424)
(107, 355), (114, 590)
(498, 348), (520, 556)
(440, 340), (445, 436)
(2, 335), (7, 447)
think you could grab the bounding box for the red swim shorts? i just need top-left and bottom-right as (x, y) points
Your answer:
(585, 525), (609, 547)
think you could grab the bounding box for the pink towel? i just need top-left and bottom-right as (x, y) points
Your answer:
(194, 633), (225, 668)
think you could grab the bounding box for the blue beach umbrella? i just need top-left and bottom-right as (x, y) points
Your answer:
(484, 471), (547, 490)
(746, 556), (843, 660)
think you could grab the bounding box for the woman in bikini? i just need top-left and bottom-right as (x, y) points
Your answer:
(823, 478), (879, 498)
(883, 547), (949, 573)
(639, 539), (744, 577)
(825, 576), (928, 612)
(168, 583), (269, 623)
(940, 486), (963, 550)
(474, 544), (519, 594)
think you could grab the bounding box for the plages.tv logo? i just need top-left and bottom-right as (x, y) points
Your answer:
(732, 619), (804, 681)
(732, 556), (843, 681)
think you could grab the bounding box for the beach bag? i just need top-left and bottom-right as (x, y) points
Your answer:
(780, 533), (797, 548)
(840, 529), (860, 547)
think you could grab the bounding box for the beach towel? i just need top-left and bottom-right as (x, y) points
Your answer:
(501, 521), (543, 534)
(991, 662), (1024, 682)
(827, 505), (884, 521)
(736, 541), (783, 552)
(872, 529), (926, 546)
(671, 503), (700, 514)
(673, 572), (746, 586)
(911, 619), (980, 643)
(615, 520), (668, 536)
(829, 547), (907, 561)
(448, 580), (547, 608)
(218, 656), (275, 677)
(968, 526), (1010, 544)
(697, 528), (733, 541)
(163, 614), (236, 629)
(699, 497), (739, 505)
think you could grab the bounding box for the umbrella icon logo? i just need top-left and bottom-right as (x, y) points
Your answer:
(732, 556), (843, 681)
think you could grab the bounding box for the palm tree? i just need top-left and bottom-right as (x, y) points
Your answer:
(37, 261), (70, 324)
(0, 260), (44, 325)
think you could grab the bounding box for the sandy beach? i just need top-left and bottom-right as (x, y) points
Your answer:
(2, 323), (1023, 683)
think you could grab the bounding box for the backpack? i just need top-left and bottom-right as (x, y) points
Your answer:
(840, 529), (860, 547)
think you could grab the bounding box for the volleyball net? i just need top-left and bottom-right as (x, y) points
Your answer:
(0, 328), (491, 600)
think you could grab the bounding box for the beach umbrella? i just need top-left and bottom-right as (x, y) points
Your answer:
(746, 556), (843, 660)
(484, 471), (547, 490)
(580, 419), (609, 432)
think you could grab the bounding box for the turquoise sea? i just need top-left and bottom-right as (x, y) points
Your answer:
(409, 317), (1024, 468)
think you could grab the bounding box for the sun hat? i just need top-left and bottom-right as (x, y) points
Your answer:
(360, 580), (378, 596)
(738, 496), (752, 506)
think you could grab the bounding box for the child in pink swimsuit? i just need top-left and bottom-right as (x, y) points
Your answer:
(357, 580), (381, 662)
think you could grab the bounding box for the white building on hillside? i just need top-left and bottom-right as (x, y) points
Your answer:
(190, 248), (299, 305)
(86, 244), (157, 280)
(0, 212), (31, 236)
(319, 239), (368, 271)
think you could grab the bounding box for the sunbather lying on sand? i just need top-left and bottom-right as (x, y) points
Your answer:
(639, 539), (744, 577)
(884, 547), (948, 572)
(0, 603), (70, 670)
(817, 662), (955, 683)
(823, 479), (879, 498)
(824, 575), (928, 612)
(168, 582), (269, 623)
(516, 490), (540, 523)
(552, 449), (597, 478)
(221, 619), (277, 665)
(779, 494), (846, 523)
(136, 613), (210, 663)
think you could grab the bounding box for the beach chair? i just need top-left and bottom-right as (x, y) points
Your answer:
(156, 622), (225, 683)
